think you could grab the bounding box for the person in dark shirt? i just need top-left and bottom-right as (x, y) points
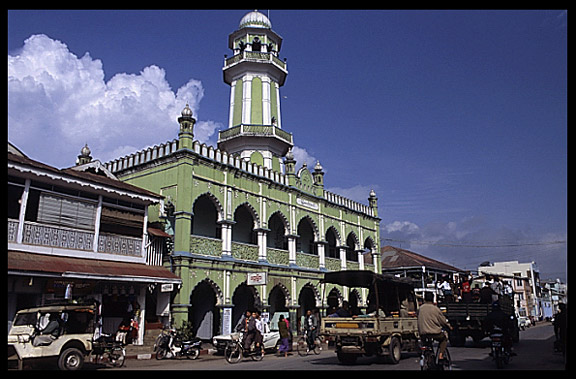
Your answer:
(479, 282), (495, 304)
(484, 302), (515, 356)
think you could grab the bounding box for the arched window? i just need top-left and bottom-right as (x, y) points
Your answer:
(232, 204), (257, 244)
(267, 212), (287, 249)
(326, 227), (339, 259)
(297, 217), (316, 255)
(346, 232), (358, 262)
(191, 194), (220, 238)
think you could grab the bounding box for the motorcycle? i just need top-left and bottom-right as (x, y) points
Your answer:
(155, 329), (202, 360)
(490, 326), (510, 369)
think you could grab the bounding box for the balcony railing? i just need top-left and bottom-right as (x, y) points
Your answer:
(218, 124), (293, 145)
(9, 219), (142, 258)
(224, 51), (287, 71)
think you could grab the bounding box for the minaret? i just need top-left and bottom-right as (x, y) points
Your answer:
(218, 10), (293, 170)
(178, 103), (196, 150)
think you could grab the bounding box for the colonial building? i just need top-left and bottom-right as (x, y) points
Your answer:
(104, 10), (381, 338)
(7, 142), (181, 343)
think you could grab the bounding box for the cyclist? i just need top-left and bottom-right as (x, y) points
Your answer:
(417, 291), (452, 361)
(303, 309), (319, 350)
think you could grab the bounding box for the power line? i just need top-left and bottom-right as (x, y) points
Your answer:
(381, 238), (566, 248)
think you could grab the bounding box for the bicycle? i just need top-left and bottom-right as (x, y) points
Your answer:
(224, 332), (264, 364)
(89, 334), (126, 368)
(296, 330), (322, 356)
(419, 335), (452, 371)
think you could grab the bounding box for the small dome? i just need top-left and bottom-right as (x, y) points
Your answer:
(80, 143), (91, 157)
(314, 161), (323, 172)
(239, 10), (271, 29)
(181, 103), (193, 117)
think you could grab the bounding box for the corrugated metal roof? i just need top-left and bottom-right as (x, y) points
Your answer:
(8, 251), (181, 284)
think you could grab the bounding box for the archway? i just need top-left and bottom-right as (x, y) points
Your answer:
(231, 282), (259, 330)
(191, 194), (221, 238)
(326, 227), (339, 258)
(346, 232), (359, 262)
(297, 217), (316, 254)
(267, 212), (288, 249)
(189, 280), (220, 340)
(232, 203), (257, 244)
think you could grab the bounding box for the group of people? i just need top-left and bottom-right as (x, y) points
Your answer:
(436, 274), (513, 304)
(235, 310), (266, 355)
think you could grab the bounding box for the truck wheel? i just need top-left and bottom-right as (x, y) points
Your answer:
(337, 351), (357, 365)
(386, 337), (401, 364)
(58, 347), (84, 371)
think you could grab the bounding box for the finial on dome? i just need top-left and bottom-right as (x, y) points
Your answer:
(181, 103), (193, 118)
(76, 143), (92, 165)
(314, 160), (323, 172)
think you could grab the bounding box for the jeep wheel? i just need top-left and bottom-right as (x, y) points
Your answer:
(58, 347), (84, 370)
(386, 336), (402, 364)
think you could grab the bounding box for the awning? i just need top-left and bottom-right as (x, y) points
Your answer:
(8, 250), (181, 285)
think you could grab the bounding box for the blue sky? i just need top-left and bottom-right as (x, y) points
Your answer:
(8, 10), (567, 281)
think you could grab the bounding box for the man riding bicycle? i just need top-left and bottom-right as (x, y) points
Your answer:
(417, 292), (452, 361)
(303, 309), (318, 349)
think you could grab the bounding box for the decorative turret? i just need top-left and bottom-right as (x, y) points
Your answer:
(76, 143), (92, 165)
(178, 103), (196, 150)
(218, 10), (293, 170)
(368, 189), (378, 217)
(312, 161), (324, 187)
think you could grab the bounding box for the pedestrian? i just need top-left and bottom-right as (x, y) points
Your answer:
(553, 303), (567, 355)
(277, 315), (291, 357)
(253, 310), (264, 355)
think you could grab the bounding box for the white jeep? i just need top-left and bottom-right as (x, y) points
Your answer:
(8, 303), (97, 370)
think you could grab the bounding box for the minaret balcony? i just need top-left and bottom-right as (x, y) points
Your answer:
(218, 124), (293, 145)
(223, 51), (288, 85)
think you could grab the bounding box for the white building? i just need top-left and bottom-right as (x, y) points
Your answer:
(478, 260), (541, 319)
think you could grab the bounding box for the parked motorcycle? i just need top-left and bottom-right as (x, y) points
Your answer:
(490, 327), (510, 369)
(155, 329), (202, 360)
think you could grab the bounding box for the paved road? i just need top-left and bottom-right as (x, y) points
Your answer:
(98, 322), (564, 371)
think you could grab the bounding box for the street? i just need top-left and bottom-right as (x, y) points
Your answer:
(95, 322), (564, 371)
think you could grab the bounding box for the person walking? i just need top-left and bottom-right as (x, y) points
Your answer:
(277, 315), (291, 357)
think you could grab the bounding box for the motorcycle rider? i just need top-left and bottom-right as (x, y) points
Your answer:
(484, 301), (516, 356)
(417, 291), (452, 361)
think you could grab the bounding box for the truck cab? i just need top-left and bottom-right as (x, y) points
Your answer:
(320, 270), (420, 365)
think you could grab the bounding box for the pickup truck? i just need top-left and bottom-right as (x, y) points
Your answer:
(320, 270), (420, 365)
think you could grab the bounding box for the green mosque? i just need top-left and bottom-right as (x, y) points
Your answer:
(104, 10), (381, 338)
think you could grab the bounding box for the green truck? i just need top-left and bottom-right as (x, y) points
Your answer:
(320, 270), (421, 365)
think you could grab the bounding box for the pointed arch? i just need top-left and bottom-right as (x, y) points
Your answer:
(346, 231), (359, 262)
(191, 193), (224, 238)
(234, 201), (260, 227)
(325, 226), (340, 259)
(267, 211), (289, 249)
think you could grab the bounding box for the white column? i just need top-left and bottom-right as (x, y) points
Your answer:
(92, 195), (103, 253)
(16, 179), (30, 244)
(141, 205), (149, 259)
(317, 243), (326, 270)
(339, 246), (347, 270)
(288, 236), (297, 266)
(221, 222), (233, 257)
(242, 75), (252, 125)
(262, 76), (271, 125)
(257, 229), (267, 261)
(228, 80), (236, 128)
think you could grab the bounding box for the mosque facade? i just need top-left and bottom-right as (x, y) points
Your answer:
(104, 10), (381, 338)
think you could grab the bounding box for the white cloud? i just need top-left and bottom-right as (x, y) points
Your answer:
(383, 220), (421, 235)
(8, 34), (221, 167)
(291, 145), (317, 168)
